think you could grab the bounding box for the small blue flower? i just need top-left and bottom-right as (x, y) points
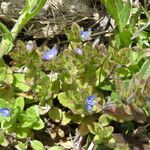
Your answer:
(42, 46), (58, 61)
(86, 100), (95, 106)
(26, 41), (34, 52)
(88, 95), (95, 101)
(80, 28), (91, 41)
(0, 108), (11, 117)
(86, 95), (95, 112)
(86, 105), (92, 112)
(74, 48), (83, 55)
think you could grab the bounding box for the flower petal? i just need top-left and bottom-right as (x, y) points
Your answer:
(86, 100), (95, 106)
(42, 47), (58, 61)
(74, 48), (83, 55)
(26, 41), (34, 51)
(0, 108), (11, 117)
(86, 105), (92, 112)
(80, 28), (91, 41)
(88, 95), (95, 101)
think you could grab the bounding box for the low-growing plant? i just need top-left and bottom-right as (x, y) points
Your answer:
(0, 0), (150, 149)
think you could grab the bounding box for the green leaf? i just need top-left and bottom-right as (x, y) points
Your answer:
(15, 142), (27, 150)
(0, 37), (13, 58)
(119, 0), (131, 30)
(0, 131), (8, 147)
(5, 68), (14, 85)
(111, 92), (119, 103)
(61, 112), (71, 125)
(21, 106), (44, 130)
(13, 73), (30, 92)
(20, 106), (40, 128)
(68, 114), (82, 123)
(0, 22), (13, 59)
(0, 138), (8, 147)
(105, 137), (116, 149)
(118, 29), (132, 48)
(65, 23), (82, 42)
(26, 106), (39, 118)
(99, 114), (111, 127)
(0, 61), (7, 83)
(32, 118), (44, 130)
(101, 0), (119, 25)
(58, 92), (75, 110)
(78, 122), (89, 135)
(139, 59), (150, 79)
(101, 0), (131, 31)
(30, 140), (44, 150)
(14, 97), (25, 111)
(49, 107), (62, 122)
(118, 67), (130, 78)
(94, 135), (103, 144)
(0, 68), (7, 83)
(16, 128), (30, 138)
(0, 98), (8, 108)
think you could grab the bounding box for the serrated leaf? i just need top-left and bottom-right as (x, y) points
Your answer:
(0, 38), (13, 58)
(58, 92), (75, 110)
(99, 114), (111, 127)
(30, 140), (44, 150)
(26, 106), (39, 118)
(65, 23), (82, 42)
(20, 106), (41, 128)
(101, 0), (131, 31)
(16, 128), (30, 138)
(14, 73), (30, 92)
(101, 0), (119, 25)
(14, 97), (25, 111)
(118, 29), (132, 48)
(139, 59), (150, 79)
(119, 0), (131, 30)
(0, 69), (7, 83)
(0, 98), (8, 108)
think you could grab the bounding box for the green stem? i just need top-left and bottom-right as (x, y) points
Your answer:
(11, 0), (46, 40)
(0, 0), (46, 59)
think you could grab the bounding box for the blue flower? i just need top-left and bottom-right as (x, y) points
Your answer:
(0, 108), (11, 117)
(26, 41), (34, 52)
(87, 95), (95, 101)
(74, 48), (83, 55)
(86, 95), (95, 112)
(86, 105), (92, 112)
(80, 28), (92, 41)
(42, 46), (58, 61)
